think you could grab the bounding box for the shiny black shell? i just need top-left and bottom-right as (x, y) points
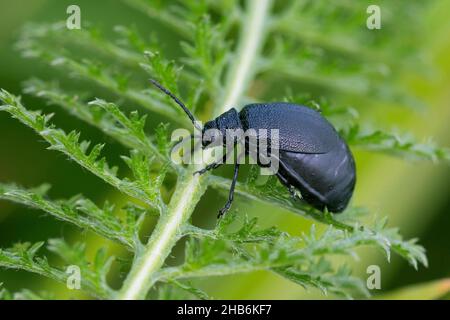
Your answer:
(239, 103), (356, 212)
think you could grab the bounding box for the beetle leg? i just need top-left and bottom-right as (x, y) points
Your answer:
(288, 185), (297, 198)
(194, 161), (223, 175)
(218, 163), (240, 218)
(194, 152), (229, 175)
(276, 173), (301, 200)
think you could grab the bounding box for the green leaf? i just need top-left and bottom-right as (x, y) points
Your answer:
(0, 90), (165, 211)
(0, 183), (136, 249)
(47, 239), (116, 297)
(0, 241), (112, 299)
(344, 124), (450, 162)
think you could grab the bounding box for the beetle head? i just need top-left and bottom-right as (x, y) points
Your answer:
(202, 109), (243, 148)
(201, 120), (220, 148)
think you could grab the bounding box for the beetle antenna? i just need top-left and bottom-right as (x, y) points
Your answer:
(149, 79), (202, 131)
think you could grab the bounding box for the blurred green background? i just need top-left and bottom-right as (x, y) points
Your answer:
(0, 0), (449, 299)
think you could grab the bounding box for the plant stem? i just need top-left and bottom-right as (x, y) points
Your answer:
(117, 0), (273, 300)
(216, 0), (272, 114)
(116, 171), (206, 299)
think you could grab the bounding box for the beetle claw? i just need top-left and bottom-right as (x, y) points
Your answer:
(217, 208), (226, 218)
(288, 186), (302, 200)
(218, 204), (231, 218)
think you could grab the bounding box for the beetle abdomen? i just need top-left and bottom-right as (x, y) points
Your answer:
(278, 140), (356, 212)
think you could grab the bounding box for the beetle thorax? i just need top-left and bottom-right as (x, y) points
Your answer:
(202, 108), (242, 147)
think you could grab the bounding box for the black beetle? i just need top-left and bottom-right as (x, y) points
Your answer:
(150, 79), (356, 217)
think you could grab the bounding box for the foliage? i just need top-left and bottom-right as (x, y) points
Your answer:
(0, 0), (447, 299)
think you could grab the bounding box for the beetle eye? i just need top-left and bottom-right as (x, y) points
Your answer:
(202, 128), (222, 148)
(202, 134), (214, 147)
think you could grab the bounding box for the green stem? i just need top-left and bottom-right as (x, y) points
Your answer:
(116, 171), (206, 299)
(215, 0), (272, 114)
(116, 0), (273, 300)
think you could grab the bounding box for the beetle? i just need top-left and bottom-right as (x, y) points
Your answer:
(150, 79), (356, 217)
